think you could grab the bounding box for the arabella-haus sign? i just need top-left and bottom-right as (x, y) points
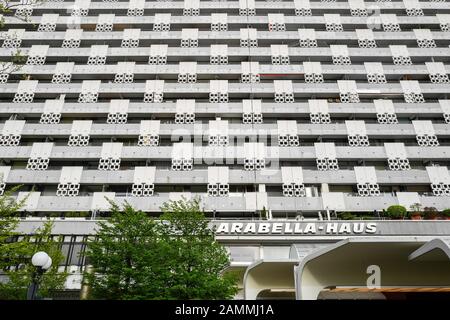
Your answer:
(214, 222), (378, 235)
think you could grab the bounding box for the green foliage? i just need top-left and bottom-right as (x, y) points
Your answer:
(338, 212), (356, 220)
(1, 1), (50, 75)
(0, 187), (67, 299)
(84, 198), (238, 300)
(83, 201), (164, 300)
(442, 209), (450, 218)
(385, 205), (407, 219)
(409, 203), (422, 213)
(64, 211), (89, 218)
(0, 4), (13, 29)
(0, 186), (28, 271)
(358, 215), (376, 220)
(158, 197), (238, 299)
(337, 212), (376, 220)
(0, 3), (14, 16)
(11, 50), (26, 65)
(0, 221), (68, 300)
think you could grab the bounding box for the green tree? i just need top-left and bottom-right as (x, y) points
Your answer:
(0, 186), (28, 271)
(84, 198), (238, 300)
(83, 201), (166, 300)
(158, 197), (238, 299)
(0, 0), (46, 27)
(0, 0), (46, 76)
(0, 187), (68, 300)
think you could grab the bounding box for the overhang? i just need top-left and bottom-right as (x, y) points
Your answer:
(295, 238), (450, 300)
(408, 238), (450, 262)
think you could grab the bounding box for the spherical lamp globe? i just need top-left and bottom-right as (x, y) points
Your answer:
(31, 251), (50, 268)
(42, 257), (52, 270)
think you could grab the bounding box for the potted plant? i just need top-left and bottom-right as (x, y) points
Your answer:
(409, 203), (423, 220)
(441, 209), (450, 220)
(423, 207), (439, 220)
(409, 211), (424, 220)
(385, 205), (407, 220)
(260, 207), (267, 220)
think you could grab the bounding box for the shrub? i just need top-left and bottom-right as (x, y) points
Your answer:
(386, 205), (407, 219)
(359, 215), (376, 220)
(442, 209), (450, 218)
(65, 212), (89, 218)
(64, 212), (77, 217)
(423, 207), (438, 219)
(338, 212), (356, 220)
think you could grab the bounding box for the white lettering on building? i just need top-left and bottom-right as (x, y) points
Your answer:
(339, 223), (351, 234)
(258, 223), (271, 233)
(366, 223), (377, 234)
(304, 223), (316, 234)
(272, 223), (283, 234)
(216, 223), (229, 233)
(353, 223), (365, 233)
(231, 223), (243, 233)
(326, 223), (338, 234)
(284, 223), (293, 233)
(215, 222), (378, 235)
(243, 223), (256, 234)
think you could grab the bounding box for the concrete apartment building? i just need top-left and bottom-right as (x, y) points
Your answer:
(1, 0), (450, 299)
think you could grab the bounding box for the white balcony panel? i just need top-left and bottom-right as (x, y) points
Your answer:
(91, 192), (115, 211)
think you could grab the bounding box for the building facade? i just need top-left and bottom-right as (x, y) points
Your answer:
(1, 0), (450, 299)
(15, 219), (450, 299)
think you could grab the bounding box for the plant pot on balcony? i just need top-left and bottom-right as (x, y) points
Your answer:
(441, 209), (450, 220)
(410, 213), (423, 220)
(385, 205), (407, 220)
(424, 213), (438, 220)
(423, 207), (439, 220)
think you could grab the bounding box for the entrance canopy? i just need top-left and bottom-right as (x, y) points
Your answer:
(409, 238), (450, 262)
(295, 238), (450, 299)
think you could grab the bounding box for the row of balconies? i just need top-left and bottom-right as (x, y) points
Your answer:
(5, 30), (450, 42)
(2, 168), (444, 185)
(1, 123), (450, 138)
(10, 63), (450, 78)
(14, 1), (450, 12)
(10, 194), (450, 212)
(0, 82), (449, 94)
(4, 15), (450, 27)
(2, 47), (450, 62)
(1, 145), (449, 160)
(0, 102), (445, 117)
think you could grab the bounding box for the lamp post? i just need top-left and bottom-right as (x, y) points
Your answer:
(27, 251), (52, 300)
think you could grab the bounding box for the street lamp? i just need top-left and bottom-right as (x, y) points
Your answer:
(27, 251), (52, 300)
